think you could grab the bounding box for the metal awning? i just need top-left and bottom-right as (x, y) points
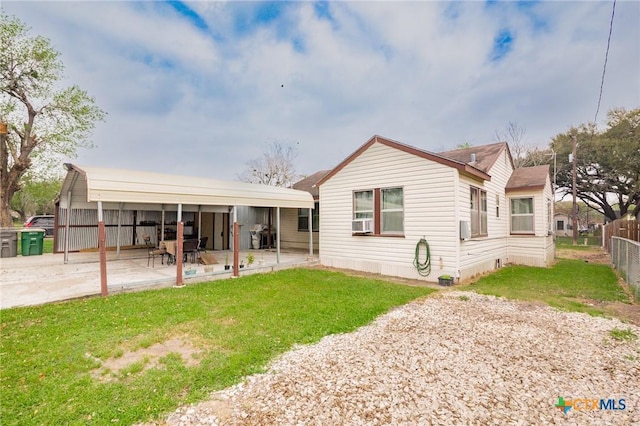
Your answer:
(57, 164), (316, 291)
(59, 163), (314, 210)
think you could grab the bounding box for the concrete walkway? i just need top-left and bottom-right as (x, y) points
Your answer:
(0, 249), (317, 309)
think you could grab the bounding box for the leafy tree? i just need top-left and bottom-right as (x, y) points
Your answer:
(11, 175), (62, 220)
(551, 108), (640, 222)
(0, 14), (105, 226)
(238, 141), (299, 187)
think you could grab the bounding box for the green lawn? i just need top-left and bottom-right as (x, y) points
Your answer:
(0, 268), (434, 425)
(555, 235), (601, 247)
(462, 258), (628, 315)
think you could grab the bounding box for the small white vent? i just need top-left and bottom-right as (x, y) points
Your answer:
(352, 218), (373, 233)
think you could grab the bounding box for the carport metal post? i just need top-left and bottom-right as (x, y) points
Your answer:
(308, 207), (313, 257)
(97, 201), (108, 296)
(233, 222), (239, 277)
(276, 207), (281, 263)
(116, 202), (123, 256)
(175, 204), (184, 287)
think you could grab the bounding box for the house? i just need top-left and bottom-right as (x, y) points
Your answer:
(554, 213), (572, 237)
(279, 170), (330, 253)
(316, 135), (554, 282)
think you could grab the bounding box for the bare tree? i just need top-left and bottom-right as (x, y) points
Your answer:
(495, 121), (530, 168)
(238, 141), (299, 187)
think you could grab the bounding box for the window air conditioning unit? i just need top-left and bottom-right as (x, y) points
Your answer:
(352, 218), (373, 233)
(460, 220), (471, 241)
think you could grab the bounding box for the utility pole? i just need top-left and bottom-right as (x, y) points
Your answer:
(571, 134), (578, 245)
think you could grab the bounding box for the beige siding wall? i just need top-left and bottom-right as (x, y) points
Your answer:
(456, 150), (513, 280)
(320, 142), (459, 281)
(320, 143), (554, 282)
(506, 179), (555, 267)
(279, 207), (319, 252)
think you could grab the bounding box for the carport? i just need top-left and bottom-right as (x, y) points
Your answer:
(57, 164), (315, 295)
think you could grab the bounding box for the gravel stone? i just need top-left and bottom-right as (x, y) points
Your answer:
(160, 292), (639, 425)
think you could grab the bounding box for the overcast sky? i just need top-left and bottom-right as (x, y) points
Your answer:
(4, 1), (639, 181)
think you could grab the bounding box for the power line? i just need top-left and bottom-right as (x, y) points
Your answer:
(594, 0), (617, 123)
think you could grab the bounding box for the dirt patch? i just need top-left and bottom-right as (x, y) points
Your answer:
(555, 246), (611, 264)
(89, 337), (202, 382)
(600, 301), (640, 327)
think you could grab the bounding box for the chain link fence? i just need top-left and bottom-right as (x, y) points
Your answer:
(610, 237), (640, 302)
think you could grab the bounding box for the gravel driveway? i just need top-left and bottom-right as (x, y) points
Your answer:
(160, 292), (639, 425)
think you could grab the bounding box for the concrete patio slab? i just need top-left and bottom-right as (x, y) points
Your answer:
(0, 249), (317, 309)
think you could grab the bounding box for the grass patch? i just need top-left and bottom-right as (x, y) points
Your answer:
(0, 268), (434, 425)
(462, 259), (627, 316)
(556, 236), (601, 248)
(609, 327), (638, 342)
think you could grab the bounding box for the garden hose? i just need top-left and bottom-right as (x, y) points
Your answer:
(413, 238), (431, 277)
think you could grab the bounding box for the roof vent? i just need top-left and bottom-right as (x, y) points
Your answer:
(470, 153), (477, 164)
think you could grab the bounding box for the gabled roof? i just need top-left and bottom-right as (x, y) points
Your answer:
(59, 164), (314, 209)
(505, 165), (550, 192)
(438, 142), (513, 174)
(316, 135), (491, 186)
(292, 170), (331, 199)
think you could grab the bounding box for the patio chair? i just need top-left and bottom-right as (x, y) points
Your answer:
(182, 239), (200, 264)
(196, 236), (208, 261)
(144, 235), (166, 267)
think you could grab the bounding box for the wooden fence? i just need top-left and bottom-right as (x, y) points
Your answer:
(603, 219), (640, 252)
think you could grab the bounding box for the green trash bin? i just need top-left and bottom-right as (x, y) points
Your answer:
(21, 229), (45, 256)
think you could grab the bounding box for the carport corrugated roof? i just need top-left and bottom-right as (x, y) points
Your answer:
(59, 164), (314, 209)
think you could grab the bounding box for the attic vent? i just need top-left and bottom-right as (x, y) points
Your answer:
(470, 153), (477, 163)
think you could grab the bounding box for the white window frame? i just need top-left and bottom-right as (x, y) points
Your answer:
(353, 190), (374, 220)
(381, 187), (404, 235)
(510, 197), (535, 234)
(470, 187), (487, 237)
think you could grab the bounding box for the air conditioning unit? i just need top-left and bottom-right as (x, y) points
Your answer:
(352, 218), (373, 233)
(460, 220), (471, 241)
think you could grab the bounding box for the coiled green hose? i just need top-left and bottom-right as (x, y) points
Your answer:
(413, 238), (431, 277)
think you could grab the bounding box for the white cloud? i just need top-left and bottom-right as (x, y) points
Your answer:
(3, 0), (638, 180)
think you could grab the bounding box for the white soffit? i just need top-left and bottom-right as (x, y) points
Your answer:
(61, 164), (314, 209)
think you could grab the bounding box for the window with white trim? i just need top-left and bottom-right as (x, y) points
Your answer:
(470, 187), (487, 236)
(353, 190), (373, 219)
(381, 187), (403, 234)
(511, 197), (534, 234)
(353, 187), (404, 235)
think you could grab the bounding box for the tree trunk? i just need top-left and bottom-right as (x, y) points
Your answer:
(0, 129), (12, 227)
